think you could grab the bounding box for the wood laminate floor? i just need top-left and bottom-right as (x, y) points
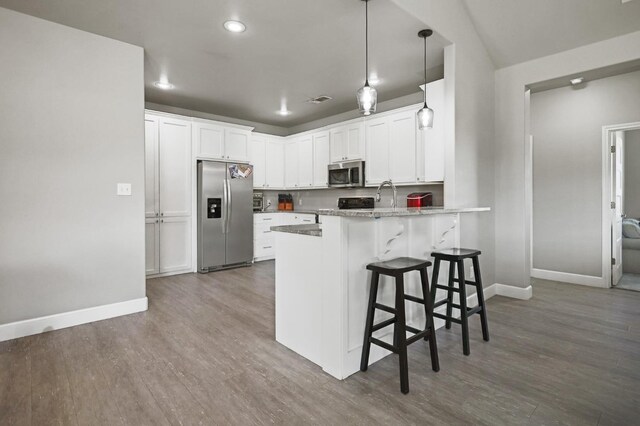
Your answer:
(1, 263), (640, 425)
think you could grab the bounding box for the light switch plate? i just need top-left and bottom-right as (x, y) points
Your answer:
(117, 183), (132, 196)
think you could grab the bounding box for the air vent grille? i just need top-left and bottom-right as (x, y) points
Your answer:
(307, 95), (333, 104)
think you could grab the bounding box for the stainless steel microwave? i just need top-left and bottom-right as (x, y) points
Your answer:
(328, 160), (365, 188)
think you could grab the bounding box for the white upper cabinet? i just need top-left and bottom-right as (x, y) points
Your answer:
(330, 122), (364, 163)
(417, 79), (445, 182)
(284, 140), (299, 188)
(193, 119), (251, 162)
(144, 116), (159, 218)
(297, 136), (314, 188)
(312, 131), (330, 187)
(388, 110), (417, 184)
(158, 116), (192, 217)
(365, 117), (390, 185)
(224, 128), (250, 162)
(250, 134), (267, 188)
(193, 121), (224, 160)
(252, 134), (285, 189)
(265, 138), (285, 189)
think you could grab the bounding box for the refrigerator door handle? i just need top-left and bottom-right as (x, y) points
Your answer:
(222, 175), (228, 234)
(226, 175), (232, 233)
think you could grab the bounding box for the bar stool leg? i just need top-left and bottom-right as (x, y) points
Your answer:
(420, 268), (440, 372)
(395, 274), (409, 394)
(360, 271), (380, 372)
(430, 257), (441, 309)
(445, 261), (455, 329)
(472, 256), (490, 342)
(457, 260), (470, 356)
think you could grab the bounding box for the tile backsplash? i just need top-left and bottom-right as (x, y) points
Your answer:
(257, 184), (444, 211)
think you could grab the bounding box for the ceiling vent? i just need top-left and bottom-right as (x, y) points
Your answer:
(306, 95), (333, 104)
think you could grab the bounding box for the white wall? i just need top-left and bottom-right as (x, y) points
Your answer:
(625, 129), (640, 219)
(531, 71), (640, 277)
(0, 8), (146, 325)
(389, 0), (497, 287)
(494, 30), (640, 288)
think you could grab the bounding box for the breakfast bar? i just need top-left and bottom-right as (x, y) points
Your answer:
(272, 206), (490, 380)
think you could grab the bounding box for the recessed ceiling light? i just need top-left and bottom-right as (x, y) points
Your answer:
(570, 77), (584, 85)
(277, 108), (291, 116)
(154, 81), (174, 90)
(224, 20), (246, 33)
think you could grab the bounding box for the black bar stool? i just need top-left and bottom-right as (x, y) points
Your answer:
(430, 248), (489, 355)
(360, 257), (439, 394)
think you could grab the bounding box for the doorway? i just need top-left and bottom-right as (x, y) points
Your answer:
(607, 124), (640, 291)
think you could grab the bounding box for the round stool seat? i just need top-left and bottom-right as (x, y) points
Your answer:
(431, 248), (481, 261)
(366, 257), (432, 275)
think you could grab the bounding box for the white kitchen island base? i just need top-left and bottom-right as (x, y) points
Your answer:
(273, 208), (489, 380)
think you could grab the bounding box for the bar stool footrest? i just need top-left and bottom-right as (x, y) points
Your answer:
(375, 303), (396, 314)
(372, 317), (396, 332)
(370, 337), (397, 353)
(404, 294), (425, 304)
(435, 284), (460, 293)
(433, 312), (462, 324)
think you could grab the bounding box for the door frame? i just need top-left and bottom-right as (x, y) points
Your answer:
(602, 122), (640, 287)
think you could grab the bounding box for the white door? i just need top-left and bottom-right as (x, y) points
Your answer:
(298, 136), (314, 188)
(365, 117), (390, 185)
(284, 140), (299, 188)
(250, 135), (267, 188)
(145, 218), (160, 275)
(144, 116), (159, 219)
(265, 139), (285, 188)
(312, 131), (330, 187)
(612, 131), (625, 286)
(159, 216), (192, 273)
(388, 110), (417, 183)
(193, 121), (225, 160)
(225, 128), (250, 162)
(159, 117), (191, 217)
(330, 127), (347, 163)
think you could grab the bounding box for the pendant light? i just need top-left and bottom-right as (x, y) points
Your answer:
(356, 0), (377, 116)
(417, 29), (434, 129)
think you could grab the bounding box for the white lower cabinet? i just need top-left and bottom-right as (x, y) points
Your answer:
(145, 218), (160, 275)
(158, 216), (192, 274)
(253, 212), (316, 261)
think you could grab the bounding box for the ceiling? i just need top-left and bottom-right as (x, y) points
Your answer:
(462, 0), (640, 69)
(0, 0), (448, 127)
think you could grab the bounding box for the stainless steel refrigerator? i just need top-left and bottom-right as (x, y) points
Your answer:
(197, 161), (254, 272)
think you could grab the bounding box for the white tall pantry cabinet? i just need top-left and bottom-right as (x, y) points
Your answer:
(145, 113), (192, 276)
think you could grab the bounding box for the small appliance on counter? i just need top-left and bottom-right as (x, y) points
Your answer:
(253, 192), (264, 212)
(278, 194), (294, 211)
(407, 192), (433, 208)
(338, 197), (375, 210)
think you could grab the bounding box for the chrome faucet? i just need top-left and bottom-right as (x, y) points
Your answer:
(375, 180), (398, 208)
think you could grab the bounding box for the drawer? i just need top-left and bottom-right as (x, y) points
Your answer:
(254, 240), (275, 258)
(254, 222), (275, 238)
(254, 213), (279, 225)
(279, 213), (316, 225)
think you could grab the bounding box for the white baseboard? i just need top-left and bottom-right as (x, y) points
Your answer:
(0, 297), (148, 343)
(531, 268), (606, 288)
(492, 283), (533, 299)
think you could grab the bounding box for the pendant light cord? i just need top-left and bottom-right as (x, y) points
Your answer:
(365, 0), (369, 85)
(423, 35), (427, 106)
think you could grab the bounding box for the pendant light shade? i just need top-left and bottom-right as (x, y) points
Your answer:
(417, 29), (434, 129)
(357, 0), (377, 116)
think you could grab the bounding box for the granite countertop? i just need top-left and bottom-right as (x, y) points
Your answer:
(316, 207), (491, 218)
(254, 210), (319, 215)
(270, 224), (322, 237)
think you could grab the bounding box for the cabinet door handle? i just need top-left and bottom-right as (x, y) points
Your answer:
(155, 219), (159, 223)
(263, 246), (272, 249)
(160, 213), (164, 216)
(155, 212), (159, 217)
(160, 219), (164, 223)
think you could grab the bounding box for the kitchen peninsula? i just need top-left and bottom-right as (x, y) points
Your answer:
(272, 206), (489, 380)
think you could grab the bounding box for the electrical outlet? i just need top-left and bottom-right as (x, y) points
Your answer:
(117, 183), (132, 196)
